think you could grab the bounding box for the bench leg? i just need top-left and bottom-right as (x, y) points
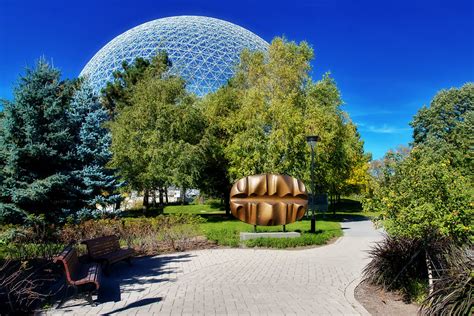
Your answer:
(84, 292), (97, 307)
(57, 285), (78, 309)
(56, 285), (70, 309)
(103, 261), (111, 276)
(56, 284), (97, 308)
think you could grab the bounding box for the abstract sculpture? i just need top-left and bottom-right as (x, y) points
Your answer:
(230, 174), (308, 226)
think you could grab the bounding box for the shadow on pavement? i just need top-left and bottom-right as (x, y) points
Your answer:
(316, 213), (370, 223)
(97, 254), (193, 303)
(102, 297), (163, 315)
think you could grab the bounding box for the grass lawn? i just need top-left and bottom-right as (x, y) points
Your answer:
(164, 203), (223, 215)
(201, 216), (342, 248)
(164, 204), (343, 248)
(325, 197), (383, 219)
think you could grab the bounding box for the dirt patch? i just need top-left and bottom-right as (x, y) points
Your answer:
(355, 280), (420, 316)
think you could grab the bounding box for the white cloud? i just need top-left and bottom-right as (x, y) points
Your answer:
(355, 122), (410, 134)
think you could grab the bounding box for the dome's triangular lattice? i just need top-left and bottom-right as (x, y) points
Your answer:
(80, 16), (269, 96)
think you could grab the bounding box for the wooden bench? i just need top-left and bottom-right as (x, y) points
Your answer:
(82, 235), (134, 273)
(53, 245), (101, 307)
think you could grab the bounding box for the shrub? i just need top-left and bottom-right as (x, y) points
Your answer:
(60, 214), (206, 255)
(205, 227), (240, 247)
(245, 231), (340, 248)
(0, 260), (59, 313)
(363, 234), (472, 306)
(363, 235), (427, 297)
(420, 244), (473, 316)
(0, 221), (62, 260)
(156, 214), (205, 251)
(364, 148), (472, 245)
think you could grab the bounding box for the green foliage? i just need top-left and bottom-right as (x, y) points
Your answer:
(0, 60), (77, 223)
(107, 53), (205, 201)
(0, 60), (122, 224)
(244, 230), (342, 248)
(204, 227), (240, 247)
(67, 81), (122, 219)
(382, 149), (472, 244)
(200, 217), (342, 248)
(406, 279), (428, 304)
(364, 84), (473, 245)
(101, 57), (155, 114)
(200, 38), (368, 199)
(363, 83), (473, 313)
(0, 218), (62, 260)
(411, 83), (473, 177)
(163, 203), (223, 214)
(0, 243), (64, 261)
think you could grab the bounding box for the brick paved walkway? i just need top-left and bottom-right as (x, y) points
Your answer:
(48, 217), (382, 315)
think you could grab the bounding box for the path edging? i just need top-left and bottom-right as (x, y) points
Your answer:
(344, 276), (371, 316)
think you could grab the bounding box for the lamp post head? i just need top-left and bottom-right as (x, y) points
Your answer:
(306, 135), (320, 149)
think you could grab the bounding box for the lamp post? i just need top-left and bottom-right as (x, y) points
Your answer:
(306, 135), (320, 233)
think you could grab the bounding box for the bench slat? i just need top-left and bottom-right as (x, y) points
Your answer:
(81, 235), (134, 267)
(54, 246), (101, 290)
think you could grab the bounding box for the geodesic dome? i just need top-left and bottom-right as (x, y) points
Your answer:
(80, 16), (269, 96)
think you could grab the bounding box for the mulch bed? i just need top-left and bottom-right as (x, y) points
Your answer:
(355, 280), (420, 316)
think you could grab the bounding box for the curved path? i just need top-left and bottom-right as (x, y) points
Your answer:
(49, 218), (382, 315)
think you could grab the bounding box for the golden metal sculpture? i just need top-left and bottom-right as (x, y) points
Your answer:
(230, 174), (308, 226)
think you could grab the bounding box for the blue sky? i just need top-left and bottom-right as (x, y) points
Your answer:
(1, 0), (473, 159)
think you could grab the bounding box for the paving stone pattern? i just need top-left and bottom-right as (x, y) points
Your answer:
(47, 218), (382, 315)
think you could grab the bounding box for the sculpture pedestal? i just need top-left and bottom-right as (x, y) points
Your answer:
(240, 231), (301, 241)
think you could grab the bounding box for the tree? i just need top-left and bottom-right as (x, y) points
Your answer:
(66, 82), (122, 220)
(304, 74), (368, 205)
(101, 57), (154, 114)
(410, 83), (473, 176)
(200, 38), (368, 209)
(362, 85), (473, 310)
(381, 147), (472, 244)
(364, 83), (473, 244)
(0, 60), (76, 223)
(108, 53), (204, 209)
(197, 86), (239, 214)
(223, 38), (310, 179)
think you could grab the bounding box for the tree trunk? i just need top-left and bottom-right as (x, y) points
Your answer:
(152, 190), (157, 207)
(331, 192), (336, 215)
(223, 192), (231, 217)
(426, 250), (434, 295)
(143, 189), (149, 210)
(181, 187), (186, 205)
(159, 187), (164, 205)
(165, 188), (169, 204)
(115, 199), (121, 212)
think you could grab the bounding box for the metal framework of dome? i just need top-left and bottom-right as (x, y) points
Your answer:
(80, 16), (269, 95)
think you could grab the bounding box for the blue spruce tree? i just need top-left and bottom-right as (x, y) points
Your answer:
(0, 60), (76, 224)
(67, 81), (121, 220)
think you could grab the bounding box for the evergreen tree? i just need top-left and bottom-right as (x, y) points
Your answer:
(0, 60), (76, 224)
(67, 82), (121, 220)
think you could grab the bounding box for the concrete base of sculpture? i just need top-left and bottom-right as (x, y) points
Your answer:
(240, 231), (301, 241)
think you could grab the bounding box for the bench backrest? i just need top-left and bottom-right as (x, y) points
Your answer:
(54, 245), (80, 284)
(82, 235), (121, 259)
